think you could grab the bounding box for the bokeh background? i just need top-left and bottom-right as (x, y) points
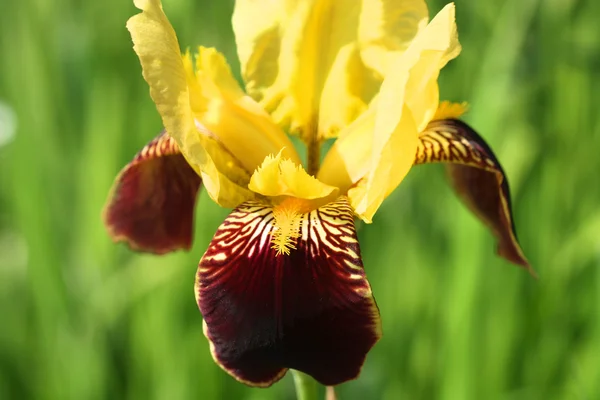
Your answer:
(1, 0), (599, 399)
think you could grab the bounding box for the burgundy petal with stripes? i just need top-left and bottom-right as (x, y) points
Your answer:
(104, 132), (201, 254)
(416, 119), (534, 275)
(196, 197), (381, 387)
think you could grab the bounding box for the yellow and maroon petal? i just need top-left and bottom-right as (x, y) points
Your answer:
(103, 132), (201, 254)
(196, 197), (381, 387)
(416, 119), (534, 275)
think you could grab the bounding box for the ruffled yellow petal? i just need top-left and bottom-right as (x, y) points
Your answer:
(127, 0), (251, 207)
(249, 151), (338, 201)
(317, 109), (376, 192)
(190, 47), (302, 172)
(247, 152), (282, 196)
(349, 104), (419, 222)
(318, 3), (460, 222)
(128, 0), (302, 208)
(230, 0), (281, 99)
(358, 0), (430, 77)
(233, 0), (361, 141)
(318, 44), (380, 139)
(233, 0), (430, 140)
(401, 3), (461, 132)
(194, 47), (245, 100)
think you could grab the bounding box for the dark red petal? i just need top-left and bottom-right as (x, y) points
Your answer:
(196, 197), (381, 387)
(416, 119), (535, 276)
(103, 131), (201, 254)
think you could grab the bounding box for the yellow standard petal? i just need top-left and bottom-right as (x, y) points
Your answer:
(128, 0), (303, 208)
(358, 0), (430, 77)
(401, 3), (461, 132)
(319, 3), (461, 222)
(233, 0), (370, 140)
(127, 0), (253, 207)
(191, 47), (302, 172)
(318, 44), (381, 139)
(318, 109), (376, 190)
(233, 0), (432, 140)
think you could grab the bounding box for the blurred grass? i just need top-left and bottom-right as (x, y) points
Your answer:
(0, 0), (599, 399)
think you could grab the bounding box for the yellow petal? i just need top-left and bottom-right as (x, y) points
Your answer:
(317, 109), (376, 192)
(233, 0), (431, 139)
(246, 152), (282, 197)
(249, 151), (338, 201)
(319, 3), (460, 222)
(128, 0), (303, 208)
(231, 0), (281, 99)
(195, 47), (245, 99)
(182, 51), (210, 114)
(349, 104), (419, 222)
(356, 4), (461, 221)
(233, 0), (365, 140)
(318, 44), (380, 139)
(401, 3), (461, 132)
(127, 0), (252, 207)
(192, 47), (303, 173)
(358, 0), (430, 77)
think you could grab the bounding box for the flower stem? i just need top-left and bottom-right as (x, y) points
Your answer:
(326, 386), (338, 400)
(292, 370), (318, 400)
(307, 138), (321, 176)
(304, 112), (321, 175)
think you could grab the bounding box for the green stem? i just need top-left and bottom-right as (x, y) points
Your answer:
(292, 370), (318, 400)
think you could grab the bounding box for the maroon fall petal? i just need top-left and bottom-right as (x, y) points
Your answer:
(196, 197), (382, 387)
(103, 131), (202, 254)
(416, 118), (534, 276)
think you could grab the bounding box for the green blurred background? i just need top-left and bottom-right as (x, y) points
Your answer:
(1, 0), (599, 398)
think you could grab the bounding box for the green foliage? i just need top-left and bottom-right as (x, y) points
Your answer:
(1, 0), (598, 398)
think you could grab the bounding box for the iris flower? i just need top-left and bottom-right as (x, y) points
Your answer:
(104, 0), (533, 388)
